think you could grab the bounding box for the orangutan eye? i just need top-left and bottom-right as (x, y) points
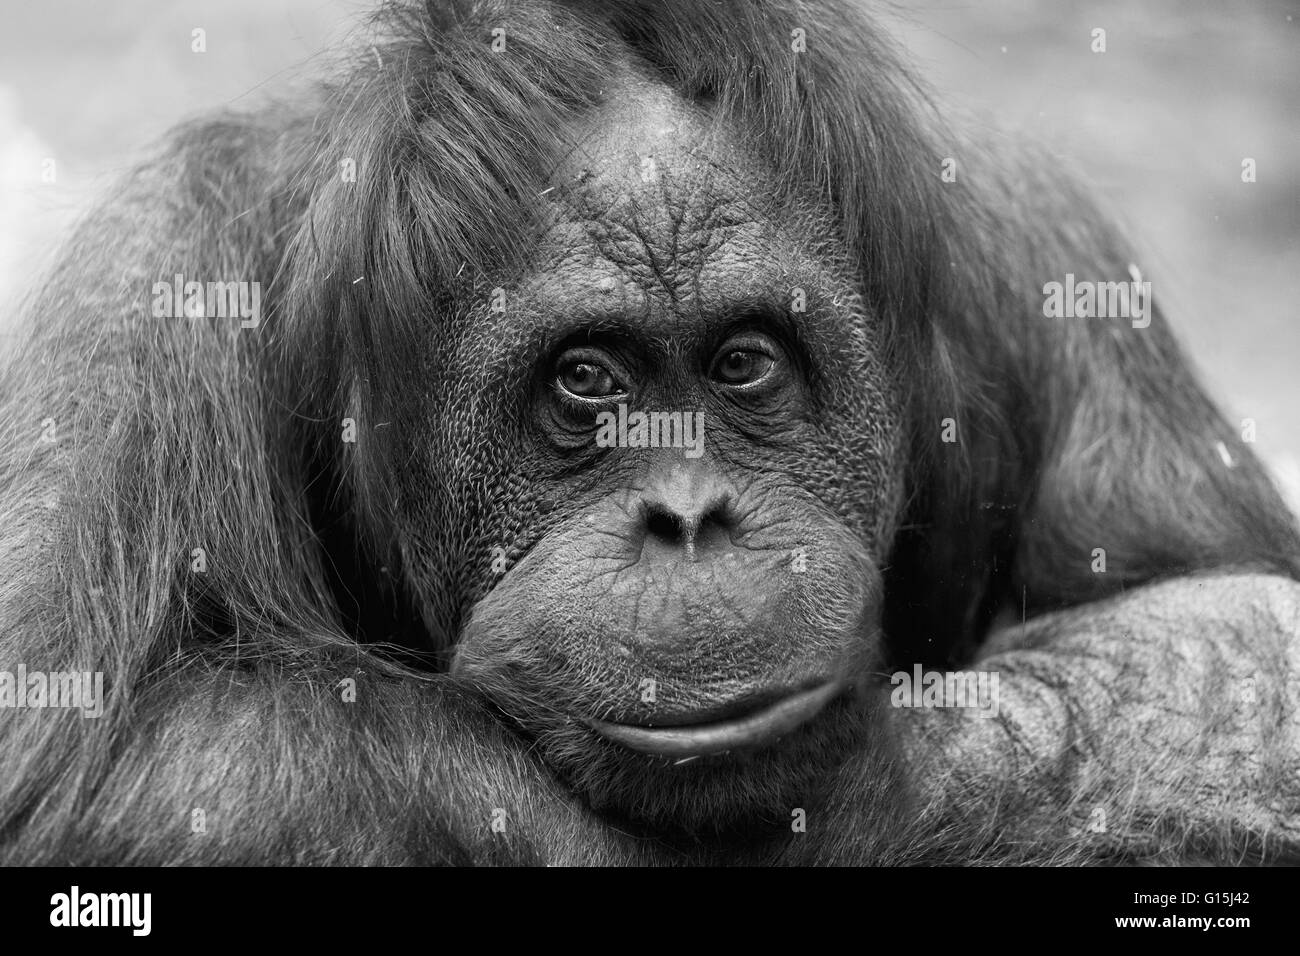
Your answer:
(711, 348), (775, 386)
(556, 354), (622, 399)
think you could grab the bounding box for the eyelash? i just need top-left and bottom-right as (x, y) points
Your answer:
(550, 379), (620, 416)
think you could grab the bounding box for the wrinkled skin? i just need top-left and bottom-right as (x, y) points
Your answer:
(436, 77), (903, 830)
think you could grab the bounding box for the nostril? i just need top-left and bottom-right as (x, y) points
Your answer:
(644, 504), (685, 544)
(636, 467), (738, 555)
(640, 498), (735, 557)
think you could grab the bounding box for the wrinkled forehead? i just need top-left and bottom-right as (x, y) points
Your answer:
(521, 74), (841, 323)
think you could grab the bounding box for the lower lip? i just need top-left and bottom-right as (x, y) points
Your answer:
(588, 681), (844, 758)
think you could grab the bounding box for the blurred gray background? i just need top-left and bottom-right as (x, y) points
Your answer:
(1, 0), (1296, 507)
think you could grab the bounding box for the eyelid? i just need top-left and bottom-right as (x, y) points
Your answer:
(556, 347), (628, 380)
(717, 333), (778, 358)
(550, 381), (628, 420)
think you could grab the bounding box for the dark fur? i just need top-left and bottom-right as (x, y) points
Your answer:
(0, 0), (1296, 864)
